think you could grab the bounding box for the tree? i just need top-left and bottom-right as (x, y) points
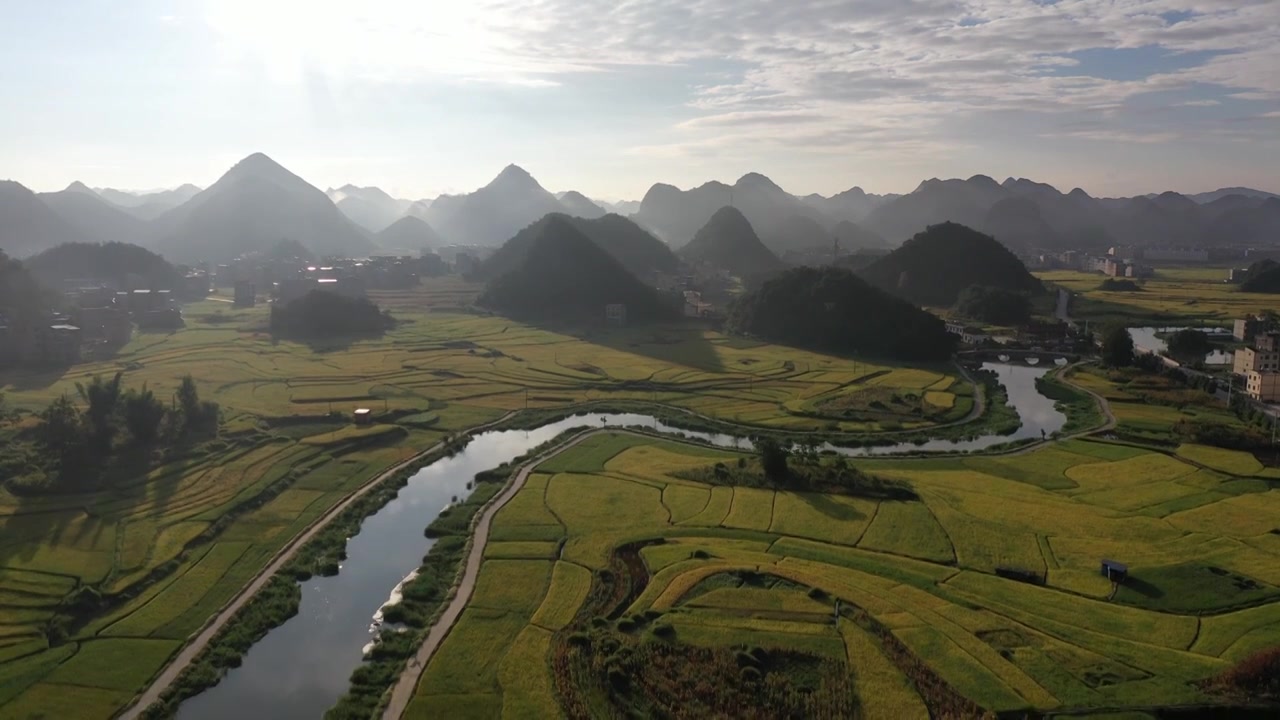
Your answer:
(123, 385), (166, 445)
(1166, 329), (1213, 364)
(954, 285), (1032, 325)
(75, 372), (123, 455)
(175, 375), (219, 436)
(36, 395), (84, 470)
(757, 437), (789, 482)
(1101, 326), (1135, 367)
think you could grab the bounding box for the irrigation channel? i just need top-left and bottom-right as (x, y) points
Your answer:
(175, 362), (1066, 719)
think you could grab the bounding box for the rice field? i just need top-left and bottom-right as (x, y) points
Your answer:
(0, 287), (984, 717)
(412, 430), (1280, 716)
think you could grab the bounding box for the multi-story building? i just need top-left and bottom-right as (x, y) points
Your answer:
(1233, 315), (1274, 343)
(1246, 371), (1280, 402)
(1234, 332), (1280, 376)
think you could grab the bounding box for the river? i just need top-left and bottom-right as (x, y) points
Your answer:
(1128, 326), (1234, 365)
(176, 362), (1063, 719)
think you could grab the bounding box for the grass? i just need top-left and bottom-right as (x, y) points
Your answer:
(44, 638), (180, 692)
(2, 279), (1277, 716)
(0, 293), (981, 716)
(530, 562), (592, 631)
(413, 430), (1280, 717)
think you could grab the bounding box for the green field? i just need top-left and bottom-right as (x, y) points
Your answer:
(411, 430), (1280, 717)
(1037, 268), (1278, 324)
(0, 282), (978, 718)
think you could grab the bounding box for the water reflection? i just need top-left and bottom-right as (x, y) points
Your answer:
(177, 363), (1064, 719)
(1128, 327), (1234, 365)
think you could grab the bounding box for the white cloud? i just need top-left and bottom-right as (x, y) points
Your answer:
(199, 0), (1279, 163)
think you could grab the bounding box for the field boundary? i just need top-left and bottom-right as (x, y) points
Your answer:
(381, 427), (656, 720)
(118, 411), (517, 720)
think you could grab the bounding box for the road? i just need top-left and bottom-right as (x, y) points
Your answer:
(380, 429), (608, 719)
(120, 413), (515, 720)
(380, 365), (1120, 717)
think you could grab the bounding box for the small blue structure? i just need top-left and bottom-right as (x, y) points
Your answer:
(1100, 559), (1128, 583)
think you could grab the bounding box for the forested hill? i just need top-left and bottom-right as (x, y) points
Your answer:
(477, 213), (678, 281)
(678, 206), (784, 277)
(858, 221), (1042, 306)
(727, 266), (956, 361)
(25, 242), (181, 290)
(1241, 260), (1280, 293)
(0, 250), (56, 324)
(479, 215), (678, 323)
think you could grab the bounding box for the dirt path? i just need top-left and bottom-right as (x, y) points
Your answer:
(380, 429), (606, 719)
(378, 368), (1117, 717)
(119, 413), (515, 720)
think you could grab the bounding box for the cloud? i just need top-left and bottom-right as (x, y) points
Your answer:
(200, 0), (1279, 161)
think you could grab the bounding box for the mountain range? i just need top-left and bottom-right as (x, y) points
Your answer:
(2, 153), (1277, 264)
(477, 213), (678, 281)
(478, 215), (677, 324)
(678, 206), (784, 277)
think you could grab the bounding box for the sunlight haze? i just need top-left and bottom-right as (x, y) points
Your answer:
(1, 0), (1277, 198)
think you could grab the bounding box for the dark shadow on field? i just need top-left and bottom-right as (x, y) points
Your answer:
(1119, 576), (1165, 601)
(271, 329), (387, 354)
(798, 491), (865, 522)
(0, 367), (72, 393)
(565, 322), (727, 374)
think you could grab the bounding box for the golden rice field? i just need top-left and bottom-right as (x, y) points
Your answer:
(410, 431), (1280, 717)
(0, 282), (978, 718)
(1036, 268), (1278, 324)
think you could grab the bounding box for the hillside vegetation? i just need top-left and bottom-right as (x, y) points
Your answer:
(477, 213), (678, 281)
(860, 222), (1043, 306)
(479, 215), (678, 324)
(679, 206), (784, 277)
(25, 242), (181, 290)
(728, 266), (956, 361)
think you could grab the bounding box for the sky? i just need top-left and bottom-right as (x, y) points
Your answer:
(0, 0), (1277, 201)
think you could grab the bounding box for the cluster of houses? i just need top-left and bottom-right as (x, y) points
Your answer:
(0, 286), (186, 368)
(1233, 315), (1280, 402)
(214, 252), (457, 307)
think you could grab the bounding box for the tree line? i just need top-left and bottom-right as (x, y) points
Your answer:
(8, 374), (219, 493)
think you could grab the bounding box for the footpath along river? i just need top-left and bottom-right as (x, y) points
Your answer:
(177, 362), (1064, 719)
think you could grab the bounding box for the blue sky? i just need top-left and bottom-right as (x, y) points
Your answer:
(1, 0), (1277, 201)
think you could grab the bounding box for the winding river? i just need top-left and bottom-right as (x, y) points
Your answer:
(176, 363), (1065, 719)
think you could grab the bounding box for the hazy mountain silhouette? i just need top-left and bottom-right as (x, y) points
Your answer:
(425, 165), (568, 246)
(832, 220), (889, 251)
(982, 196), (1062, 252)
(635, 172), (826, 247)
(860, 222), (1043, 307)
(864, 176), (1004, 244)
(376, 215), (443, 251)
(327, 185), (411, 232)
(1179, 188), (1279, 204)
(150, 153), (375, 263)
(26, 241), (179, 290)
(39, 183), (150, 248)
(679, 206), (784, 276)
(478, 212), (678, 281)
(800, 186), (895, 224)
(95, 184), (202, 220)
(556, 191), (607, 219)
(0, 181), (87, 257)
(599, 199), (641, 215)
(762, 214), (833, 255)
(479, 215), (676, 323)
(1205, 197), (1280, 246)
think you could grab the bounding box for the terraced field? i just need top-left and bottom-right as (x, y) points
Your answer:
(409, 431), (1280, 717)
(0, 284), (973, 719)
